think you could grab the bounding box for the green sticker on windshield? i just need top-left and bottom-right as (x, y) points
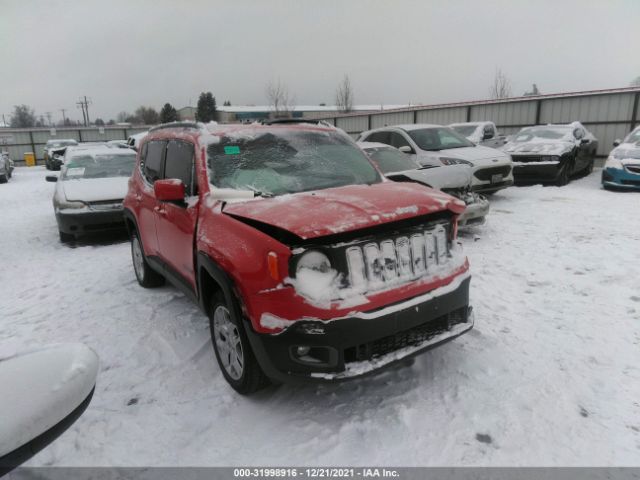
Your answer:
(224, 145), (240, 155)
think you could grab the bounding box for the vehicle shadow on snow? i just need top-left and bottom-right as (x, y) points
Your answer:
(61, 230), (129, 248)
(251, 346), (456, 406)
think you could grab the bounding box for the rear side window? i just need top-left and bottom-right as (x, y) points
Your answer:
(389, 132), (411, 149)
(365, 131), (391, 145)
(164, 140), (195, 195)
(143, 140), (165, 183)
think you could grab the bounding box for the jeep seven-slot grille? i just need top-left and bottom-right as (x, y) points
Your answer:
(343, 221), (451, 293)
(344, 307), (468, 363)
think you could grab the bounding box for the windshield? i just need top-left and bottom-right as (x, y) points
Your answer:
(512, 126), (571, 142)
(207, 128), (381, 196)
(47, 140), (78, 148)
(623, 129), (640, 144)
(364, 146), (419, 174)
(451, 125), (478, 137)
(62, 152), (136, 180)
(407, 127), (474, 151)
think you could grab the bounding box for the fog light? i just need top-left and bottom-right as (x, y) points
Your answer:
(296, 346), (311, 356)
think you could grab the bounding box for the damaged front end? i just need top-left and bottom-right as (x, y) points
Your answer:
(442, 187), (489, 227)
(240, 211), (473, 383)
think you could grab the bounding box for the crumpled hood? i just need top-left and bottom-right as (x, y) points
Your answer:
(62, 177), (129, 202)
(387, 165), (472, 190)
(222, 182), (465, 240)
(504, 139), (574, 156)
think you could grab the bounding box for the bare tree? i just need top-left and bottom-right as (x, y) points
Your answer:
(266, 79), (294, 118)
(335, 74), (354, 113)
(489, 68), (512, 99)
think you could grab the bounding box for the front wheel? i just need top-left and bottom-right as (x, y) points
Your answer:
(131, 230), (164, 287)
(555, 162), (571, 186)
(209, 291), (269, 394)
(0, 174), (7, 184)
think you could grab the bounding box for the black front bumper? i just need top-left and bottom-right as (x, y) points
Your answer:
(512, 156), (567, 183)
(245, 276), (472, 384)
(56, 209), (126, 236)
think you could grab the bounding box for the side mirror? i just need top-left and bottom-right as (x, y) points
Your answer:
(398, 145), (413, 154)
(580, 138), (589, 145)
(45, 175), (58, 182)
(0, 344), (98, 473)
(613, 139), (621, 147)
(154, 179), (185, 202)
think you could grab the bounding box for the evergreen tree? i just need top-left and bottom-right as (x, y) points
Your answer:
(196, 92), (217, 122)
(160, 103), (179, 123)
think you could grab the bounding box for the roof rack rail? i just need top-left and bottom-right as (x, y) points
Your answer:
(148, 121), (201, 132)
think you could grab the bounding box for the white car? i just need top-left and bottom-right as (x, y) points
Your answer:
(126, 131), (148, 150)
(43, 139), (79, 170)
(449, 121), (506, 149)
(45, 145), (137, 242)
(0, 152), (14, 183)
(359, 142), (489, 226)
(358, 124), (513, 194)
(0, 344), (98, 472)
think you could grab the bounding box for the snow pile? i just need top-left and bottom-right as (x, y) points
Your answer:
(0, 167), (638, 467)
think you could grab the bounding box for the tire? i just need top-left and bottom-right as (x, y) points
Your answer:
(0, 174), (7, 184)
(130, 230), (165, 287)
(585, 158), (594, 176)
(59, 230), (74, 242)
(209, 290), (269, 394)
(555, 162), (571, 186)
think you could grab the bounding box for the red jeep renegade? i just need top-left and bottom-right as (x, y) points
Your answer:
(123, 121), (473, 394)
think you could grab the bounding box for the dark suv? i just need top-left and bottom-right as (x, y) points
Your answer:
(123, 122), (474, 394)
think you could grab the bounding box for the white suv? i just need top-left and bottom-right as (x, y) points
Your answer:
(358, 124), (513, 194)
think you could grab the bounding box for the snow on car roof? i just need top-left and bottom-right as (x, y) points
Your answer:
(357, 141), (396, 150)
(449, 122), (485, 127)
(67, 145), (135, 157)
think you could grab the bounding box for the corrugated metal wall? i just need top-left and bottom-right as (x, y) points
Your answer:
(0, 126), (149, 163)
(321, 88), (640, 157)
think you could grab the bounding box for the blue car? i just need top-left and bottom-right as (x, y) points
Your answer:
(602, 127), (640, 191)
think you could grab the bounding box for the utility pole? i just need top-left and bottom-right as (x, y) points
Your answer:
(60, 108), (67, 125)
(76, 96), (92, 126)
(45, 112), (52, 126)
(83, 96), (91, 124)
(77, 99), (87, 126)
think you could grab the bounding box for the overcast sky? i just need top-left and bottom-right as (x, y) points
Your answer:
(1, 0), (639, 123)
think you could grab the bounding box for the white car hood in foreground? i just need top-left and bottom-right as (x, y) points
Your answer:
(0, 344), (98, 457)
(62, 177), (130, 202)
(417, 145), (510, 167)
(387, 165), (472, 190)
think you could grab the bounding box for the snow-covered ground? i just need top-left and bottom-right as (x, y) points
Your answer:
(1, 167), (639, 466)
